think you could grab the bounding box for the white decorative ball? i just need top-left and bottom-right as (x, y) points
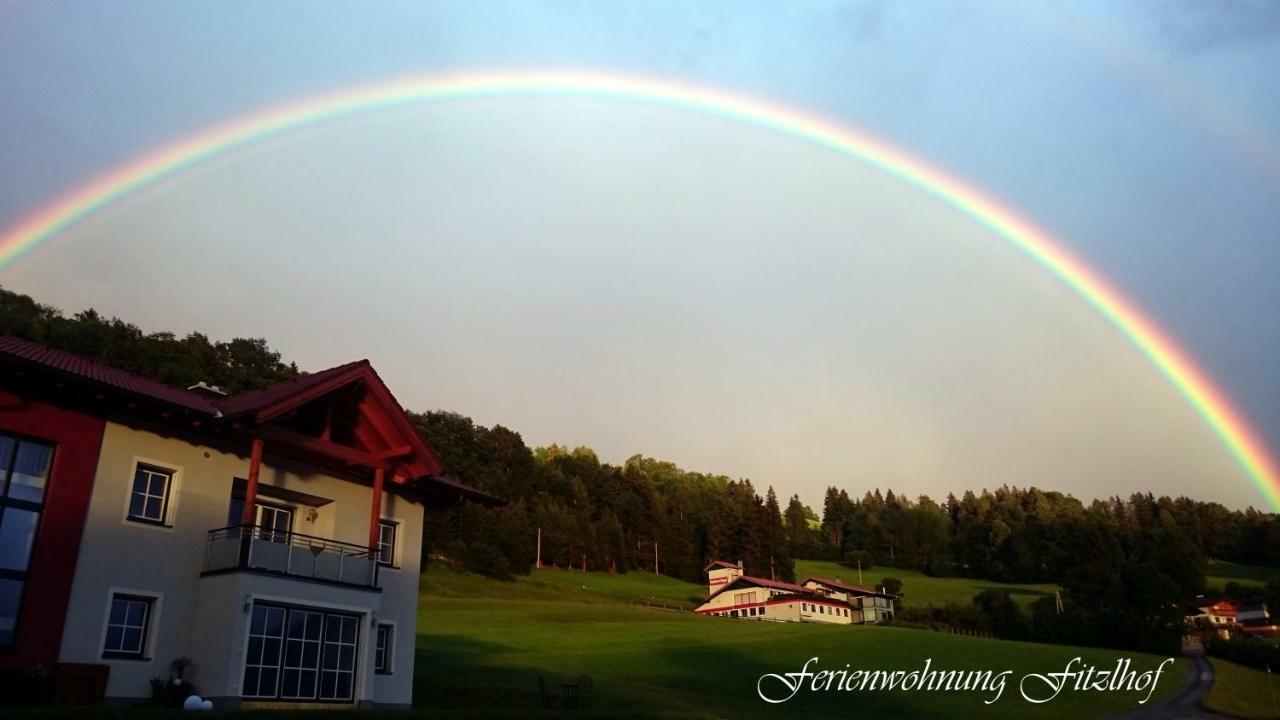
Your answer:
(200, 699), (213, 711)
(183, 695), (204, 710)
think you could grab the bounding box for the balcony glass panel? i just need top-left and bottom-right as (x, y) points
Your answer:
(203, 526), (378, 589)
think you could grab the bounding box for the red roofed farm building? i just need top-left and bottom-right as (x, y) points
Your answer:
(694, 560), (895, 625)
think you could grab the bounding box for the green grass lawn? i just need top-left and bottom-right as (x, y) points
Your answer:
(8, 565), (1187, 719)
(1207, 560), (1280, 589)
(417, 564), (1185, 719)
(795, 560), (1059, 609)
(423, 562), (707, 608)
(1205, 658), (1280, 718)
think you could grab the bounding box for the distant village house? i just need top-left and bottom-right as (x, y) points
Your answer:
(1187, 595), (1277, 640)
(695, 560), (895, 625)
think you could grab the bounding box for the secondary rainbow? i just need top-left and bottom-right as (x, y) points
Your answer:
(2, 70), (1276, 509)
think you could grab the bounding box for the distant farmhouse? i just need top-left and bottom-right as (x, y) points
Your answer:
(1187, 595), (1277, 640)
(696, 561), (895, 625)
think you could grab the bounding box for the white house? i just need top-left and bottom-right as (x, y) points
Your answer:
(694, 561), (895, 625)
(0, 337), (500, 708)
(803, 576), (896, 624)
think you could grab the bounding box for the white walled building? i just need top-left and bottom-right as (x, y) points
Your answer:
(694, 561), (895, 626)
(0, 337), (500, 708)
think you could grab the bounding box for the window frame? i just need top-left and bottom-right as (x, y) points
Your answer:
(241, 601), (362, 703)
(0, 431), (56, 650)
(374, 622), (394, 675)
(376, 520), (398, 568)
(100, 591), (159, 661)
(125, 461), (177, 527)
(254, 501), (295, 543)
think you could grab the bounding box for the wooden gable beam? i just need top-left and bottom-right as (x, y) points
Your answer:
(356, 371), (445, 476)
(374, 445), (414, 460)
(257, 424), (385, 469)
(253, 369), (366, 424)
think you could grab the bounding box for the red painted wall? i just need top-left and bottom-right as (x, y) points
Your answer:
(0, 390), (105, 667)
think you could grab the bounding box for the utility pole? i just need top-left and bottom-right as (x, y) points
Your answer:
(536, 527), (542, 570)
(1268, 665), (1277, 719)
(857, 559), (863, 585)
(653, 540), (659, 576)
(770, 556), (776, 581)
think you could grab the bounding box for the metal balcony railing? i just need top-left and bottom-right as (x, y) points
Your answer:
(203, 524), (379, 589)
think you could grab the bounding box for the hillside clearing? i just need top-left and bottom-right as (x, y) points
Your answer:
(418, 565), (1184, 718)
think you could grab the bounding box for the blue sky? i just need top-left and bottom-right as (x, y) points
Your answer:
(1, 1), (1278, 509)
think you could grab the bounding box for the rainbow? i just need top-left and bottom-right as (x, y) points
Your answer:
(1, 70), (1277, 509)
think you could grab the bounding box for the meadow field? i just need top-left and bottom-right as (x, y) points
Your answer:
(415, 564), (1186, 719)
(6, 564), (1195, 719)
(1207, 560), (1280, 589)
(1204, 658), (1280, 719)
(793, 557), (1280, 611)
(793, 560), (1059, 609)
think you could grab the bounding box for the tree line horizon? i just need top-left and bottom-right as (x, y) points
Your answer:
(4, 284), (1279, 653)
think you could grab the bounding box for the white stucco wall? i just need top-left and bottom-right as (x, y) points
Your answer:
(57, 421), (423, 707)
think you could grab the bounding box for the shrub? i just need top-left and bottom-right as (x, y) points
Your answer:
(463, 542), (513, 580)
(1206, 636), (1280, 672)
(841, 550), (873, 571)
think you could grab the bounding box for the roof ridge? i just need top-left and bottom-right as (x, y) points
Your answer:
(0, 335), (219, 413)
(208, 358), (369, 417)
(0, 334), (372, 418)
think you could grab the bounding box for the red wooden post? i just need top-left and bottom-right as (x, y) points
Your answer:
(241, 437), (263, 526)
(368, 466), (385, 553)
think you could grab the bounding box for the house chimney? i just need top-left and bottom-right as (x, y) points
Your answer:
(187, 381), (228, 398)
(737, 560), (743, 570)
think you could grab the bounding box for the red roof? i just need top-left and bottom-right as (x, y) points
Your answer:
(805, 576), (890, 597)
(0, 336), (495, 505)
(216, 359), (368, 418)
(704, 560), (740, 572)
(1201, 600), (1239, 617)
(728, 575), (806, 593)
(0, 336), (219, 414)
(704, 574), (807, 602)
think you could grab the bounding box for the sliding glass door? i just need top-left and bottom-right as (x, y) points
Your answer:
(243, 602), (359, 702)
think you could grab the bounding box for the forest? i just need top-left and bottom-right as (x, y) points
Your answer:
(4, 284), (1279, 652)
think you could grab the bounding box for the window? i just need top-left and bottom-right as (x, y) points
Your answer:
(227, 497), (295, 541)
(256, 504), (294, 543)
(244, 604), (285, 698)
(0, 433), (54, 647)
(280, 609), (322, 699)
(102, 594), (153, 659)
(244, 603), (359, 702)
(375, 623), (393, 674)
(127, 464), (174, 525)
(376, 521), (397, 566)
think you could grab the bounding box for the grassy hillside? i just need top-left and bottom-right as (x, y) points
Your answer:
(1207, 560), (1280, 588)
(418, 565), (1184, 718)
(1205, 658), (1280, 719)
(794, 560), (1059, 609)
